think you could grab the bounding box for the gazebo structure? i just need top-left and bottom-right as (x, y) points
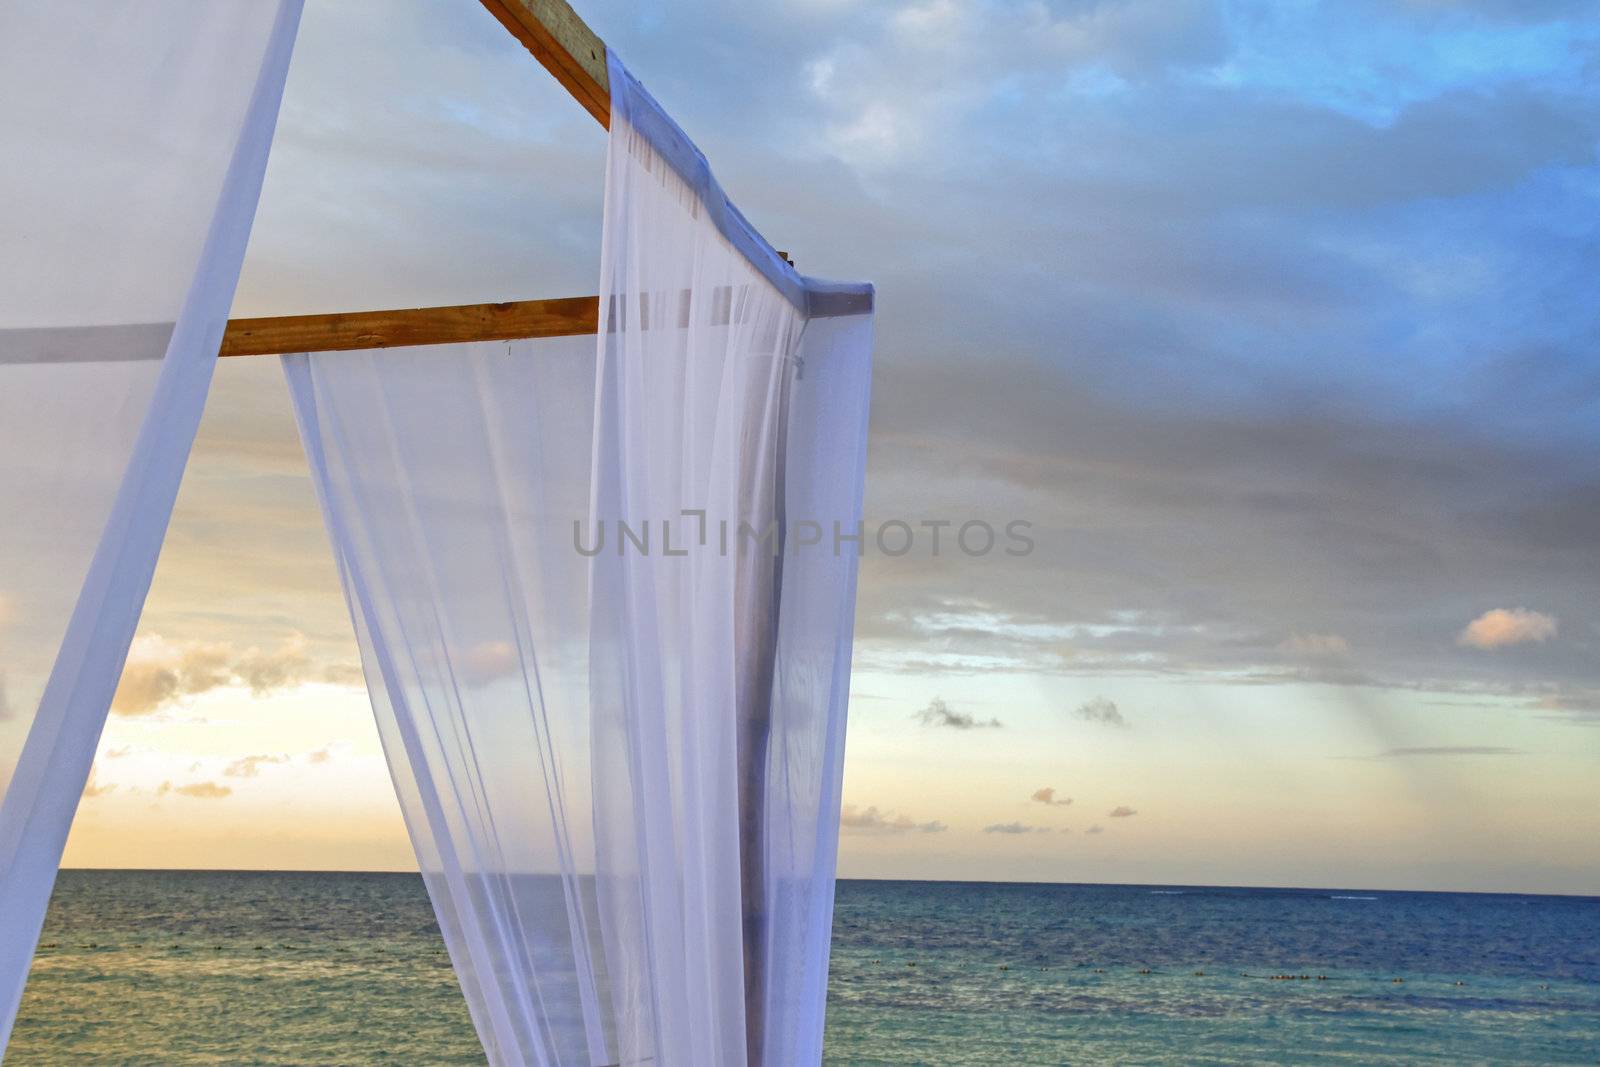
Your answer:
(0, 2), (875, 1064)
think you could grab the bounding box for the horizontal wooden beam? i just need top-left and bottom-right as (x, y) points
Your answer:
(218, 296), (599, 357)
(479, 0), (609, 128)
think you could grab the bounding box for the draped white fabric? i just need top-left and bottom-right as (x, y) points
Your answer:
(286, 50), (873, 1067)
(0, 1), (301, 1049)
(286, 337), (608, 1066)
(592, 53), (874, 1067)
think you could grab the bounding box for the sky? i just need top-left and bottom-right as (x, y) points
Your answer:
(47, 0), (1600, 893)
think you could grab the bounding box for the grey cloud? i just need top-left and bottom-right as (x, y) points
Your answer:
(1086, 825), (1105, 835)
(840, 804), (947, 834)
(147, 0), (1600, 764)
(1031, 787), (1073, 807)
(984, 822), (1049, 835)
(321, 664), (366, 687)
(1109, 806), (1139, 818)
(914, 697), (1002, 730)
(1381, 746), (1522, 757)
(234, 637), (314, 695)
(111, 634), (359, 717)
(1074, 697), (1129, 729)
(1279, 634), (1351, 659)
(849, 337), (1600, 710)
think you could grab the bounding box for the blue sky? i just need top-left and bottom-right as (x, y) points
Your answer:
(56, 0), (1600, 893)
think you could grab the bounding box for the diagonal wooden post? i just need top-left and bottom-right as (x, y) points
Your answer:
(478, 0), (610, 128)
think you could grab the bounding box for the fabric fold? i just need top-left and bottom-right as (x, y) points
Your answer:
(286, 47), (872, 1067)
(0, 1), (303, 1050)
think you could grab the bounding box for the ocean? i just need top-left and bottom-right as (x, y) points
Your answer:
(9, 871), (1598, 1065)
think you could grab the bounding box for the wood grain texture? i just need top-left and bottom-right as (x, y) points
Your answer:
(479, 0), (610, 127)
(218, 296), (599, 357)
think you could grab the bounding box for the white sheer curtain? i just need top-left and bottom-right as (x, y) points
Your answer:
(591, 52), (874, 1067)
(287, 49), (872, 1067)
(0, 1), (301, 1049)
(286, 336), (608, 1066)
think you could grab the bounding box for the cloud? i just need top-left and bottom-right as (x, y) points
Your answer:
(1108, 806), (1138, 818)
(1073, 697), (1128, 729)
(234, 634), (315, 694)
(1457, 608), (1558, 650)
(111, 633), (354, 716)
(914, 697), (1002, 730)
(224, 754), (291, 779)
(226, 747), (338, 776)
(1526, 691), (1600, 721)
(1086, 825), (1105, 835)
(1031, 787), (1073, 807)
(1381, 745), (1521, 757)
(840, 804), (948, 834)
(1279, 633), (1350, 658)
(984, 822), (1049, 834)
(158, 780), (233, 800)
(81, 770), (115, 799)
(320, 663), (367, 687)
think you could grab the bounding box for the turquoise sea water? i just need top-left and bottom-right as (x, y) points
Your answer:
(10, 871), (1598, 1064)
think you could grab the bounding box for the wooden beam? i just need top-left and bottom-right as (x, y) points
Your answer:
(218, 296), (598, 357)
(479, 0), (609, 128)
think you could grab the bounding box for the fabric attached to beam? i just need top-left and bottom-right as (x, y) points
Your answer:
(287, 49), (872, 1067)
(0, 0), (301, 1050)
(604, 52), (874, 320)
(592, 48), (873, 1067)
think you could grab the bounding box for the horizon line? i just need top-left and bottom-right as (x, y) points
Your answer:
(55, 868), (1600, 902)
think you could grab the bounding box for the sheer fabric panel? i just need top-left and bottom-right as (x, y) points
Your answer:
(0, 1), (301, 1048)
(284, 338), (610, 1067)
(594, 51), (876, 1067)
(286, 47), (873, 1067)
(591, 60), (804, 1067)
(754, 310), (873, 1067)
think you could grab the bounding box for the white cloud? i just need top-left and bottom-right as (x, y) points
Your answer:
(1457, 608), (1557, 650)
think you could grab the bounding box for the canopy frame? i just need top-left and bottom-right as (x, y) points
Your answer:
(217, 0), (813, 359)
